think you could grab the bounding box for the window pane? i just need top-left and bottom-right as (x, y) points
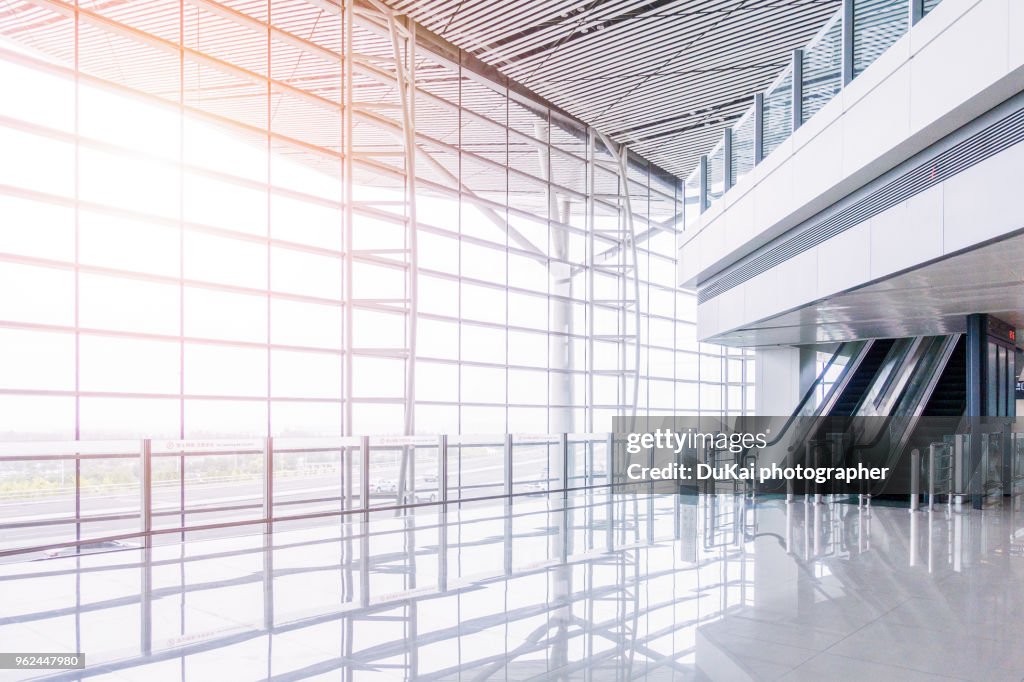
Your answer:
(270, 299), (340, 349)
(81, 273), (179, 335)
(0, 262), (74, 325)
(0, 127), (74, 196)
(185, 231), (266, 289)
(185, 400), (266, 437)
(185, 343), (266, 397)
(0, 195), (74, 261)
(0, 395), (74, 439)
(416, 361), (458, 402)
(80, 397), (180, 439)
(270, 246), (341, 298)
(185, 287), (266, 342)
(0, 328), (74, 391)
(271, 401), (341, 436)
(80, 210), (180, 278)
(80, 335), (180, 394)
(462, 366), (506, 404)
(270, 350), (341, 399)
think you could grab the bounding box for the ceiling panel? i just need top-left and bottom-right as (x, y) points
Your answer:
(384, 0), (841, 179)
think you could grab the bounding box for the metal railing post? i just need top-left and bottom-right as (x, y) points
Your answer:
(753, 92), (764, 165)
(928, 442), (937, 511)
(140, 438), (152, 548)
(437, 434), (447, 505)
(605, 432), (615, 553)
(343, 443), (353, 511)
(948, 442), (956, 512)
(792, 48), (804, 131)
(841, 0), (855, 86)
(504, 434), (513, 498)
(814, 441), (824, 505)
(141, 545), (152, 655)
(560, 432), (569, 496)
(722, 128), (733, 192)
(950, 432), (958, 501)
(910, 0), (924, 25)
(263, 437), (274, 529)
(605, 433), (614, 488)
(804, 441), (814, 503)
(698, 155), (709, 213)
(910, 448), (920, 512)
(437, 438), (448, 590)
(360, 436), (370, 521)
(701, 444), (710, 495)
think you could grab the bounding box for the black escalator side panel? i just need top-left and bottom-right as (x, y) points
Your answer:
(908, 336), (967, 455)
(922, 336), (967, 417)
(830, 339), (896, 417)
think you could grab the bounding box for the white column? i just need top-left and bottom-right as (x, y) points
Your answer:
(754, 347), (802, 416)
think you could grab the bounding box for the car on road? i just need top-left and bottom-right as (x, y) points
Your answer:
(374, 479), (398, 493)
(40, 540), (139, 559)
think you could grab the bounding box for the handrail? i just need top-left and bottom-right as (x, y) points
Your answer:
(687, 0), (945, 220)
(0, 431), (624, 558)
(772, 341), (865, 448)
(847, 336), (943, 452)
(738, 340), (867, 474)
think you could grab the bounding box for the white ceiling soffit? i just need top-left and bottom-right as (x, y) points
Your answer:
(707, 232), (1024, 348)
(385, 0), (841, 179)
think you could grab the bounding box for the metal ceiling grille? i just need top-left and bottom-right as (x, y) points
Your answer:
(384, 0), (841, 179)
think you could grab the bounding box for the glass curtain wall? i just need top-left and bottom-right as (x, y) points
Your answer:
(0, 0), (752, 443)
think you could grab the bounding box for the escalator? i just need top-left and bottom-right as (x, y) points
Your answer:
(905, 336), (967, 455)
(745, 334), (967, 498)
(740, 337), (908, 474)
(816, 334), (965, 497)
(829, 339), (896, 417)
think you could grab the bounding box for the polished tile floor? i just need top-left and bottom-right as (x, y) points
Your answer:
(2, 491), (1024, 681)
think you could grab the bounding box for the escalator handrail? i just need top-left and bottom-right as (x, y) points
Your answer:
(779, 340), (880, 452)
(826, 334), (962, 497)
(787, 336), (958, 468)
(847, 337), (940, 452)
(876, 334), (964, 468)
(738, 341), (869, 467)
(767, 344), (851, 448)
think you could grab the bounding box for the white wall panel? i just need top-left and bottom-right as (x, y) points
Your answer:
(817, 221), (870, 298)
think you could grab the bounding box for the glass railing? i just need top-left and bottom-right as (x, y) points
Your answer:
(730, 106), (756, 186)
(684, 163), (702, 224)
(689, 0), (944, 215)
(802, 12), (843, 123)
(762, 66), (793, 159)
(0, 432), (621, 558)
(853, 0), (909, 78)
(707, 139), (726, 203)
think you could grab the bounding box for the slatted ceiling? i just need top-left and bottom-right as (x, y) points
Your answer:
(0, 0), (836, 188)
(91, 0), (180, 40)
(386, 0), (839, 178)
(1, 3), (75, 65)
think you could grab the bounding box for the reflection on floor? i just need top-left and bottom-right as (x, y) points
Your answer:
(2, 491), (1024, 681)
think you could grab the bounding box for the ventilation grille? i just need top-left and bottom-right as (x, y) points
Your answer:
(698, 105), (1024, 304)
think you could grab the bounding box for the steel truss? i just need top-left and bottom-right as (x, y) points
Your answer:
(343, 0), (418, 445)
